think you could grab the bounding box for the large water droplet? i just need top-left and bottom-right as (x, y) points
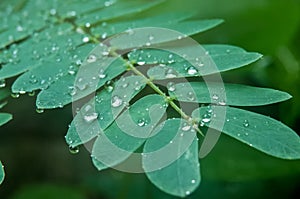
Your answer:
(167, 82), (176, 92)
(36, 108), (44, 114)
(187, 66), (198, 75)
(0, 79), (6, 88)
(111, 95), (123, 107)
(83, 112), (98, 123)
(165, 68), (178, 78)
(87, 54), (97, 63)
(187, 91), (195, 101)
(69, 146), (79, 154)
(181, 123), (191, 131)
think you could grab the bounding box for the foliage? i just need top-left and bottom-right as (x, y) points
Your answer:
(0, 0), (299, 197)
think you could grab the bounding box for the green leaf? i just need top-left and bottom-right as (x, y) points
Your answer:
(192, 106), (300, 159)
(66, 75), (146, 147)
(0, 113), (12, 126)
(127, 45), (262, 79)
(92, 94), (167, 170)
(108, 20), (223, 50)
(169, 82), (292, 106)
(143, 119), (200, 197)
(90, 12), (196, 37)
(75, 0), (165, 26)
(0, 161), (4, 185)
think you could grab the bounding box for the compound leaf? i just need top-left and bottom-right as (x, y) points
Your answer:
(0, 161), (4, 185)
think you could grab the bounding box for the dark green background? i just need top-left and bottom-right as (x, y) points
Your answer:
(1, 0), (300, 198)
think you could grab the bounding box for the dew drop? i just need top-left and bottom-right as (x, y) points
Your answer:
(105, 81), (114, 92)
(187, 66), (198, 75)
(218, 100), (226, 106)
(68, 86), (77, 96)
(165, 68), (178, 78)
(11, 93), (20, 98)
(28, 91), (35, 97)
(98, 69), (106, 79)
(191, 179), (196, 184)
(137, 61), (146, 66)
(185, 191), (191, 196)
(137, 118), (147, 127)
(83, 112), (98, 123)
(212, 94), (219, 100)
(82, 36), (90, 43)
(187, 91), (195, 101)
(111, 95), (123, 108)
(243, 119), (249, 127)
(85, 22), (91, 28)
(36, 108), (44, 114)
(76, 77), (88, 90)
(181, 123), (191, 131)
(0, 79), (6, 88)
(167, 82), (176, 92)
(69, 146), (79, 154)
(87, 54), (97, 63)
(49, 8), (57, 16)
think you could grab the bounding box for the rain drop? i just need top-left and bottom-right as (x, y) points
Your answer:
(36, 108), (44, 114)
(82, 36), (90, 43)
(187, 91), (195, 101)
(187, 66), (198, 75)
(87, 54), (97, 63)
(137, 118), (147, 127)
(243, 119), (249, 127)
(11, 93), (20, 98)
(111, 95), (123, 108)
(98, 69), (106, 79)
(181, 123), (191, 131)
(69, 146), (79, 154)
(83, 113), (98, 123)
(137, 61), (146, 65)
(167, 82), (176, 92)
(165, 68), (178, 78)
(0, 79), (6, 88)
(191, 179), (196, 184)
(105, 81), (114, 92)
(212, 94), (219, 100)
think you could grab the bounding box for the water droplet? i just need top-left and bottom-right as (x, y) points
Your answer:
(69, 146), (79, 154)
(76, 77), (88, 90)
(111, 95), (123, 107)
(105, 81), (114, 92)
(98, 69), (106, 79)
(187, 66), (198, 75)
(218, 100), (226, 106)
(243, 119), (249, 127)
(36, 108), (44, 114)
(82, 36), (90, 43)
(167, 82), (176, 92)
(11, 93), (20, 98)
(165, 68), (178, 78)
(49, 8), (57, 15)
(201, 114), (211, 123)
(83, 112), (98, 123)
(187, 91), (195, 101)
(137, 61), (146, 65)
(122, 83), (129, 88)
(212, 94), (219, 100)
(185, 191), (191, 195)
(101, 32), (107, 39)
(87, 54), (97, 63)
(85, 22), (91, 28)
(237, 133), (241, 137)
(191, 179), (196, 184)
(0, 79), (6, 88)
(16, 25), (24, 32)
(181, 123), (191, 131)
(68, 86), (77, 96)
(28, 91), (35, 97)
(137, 118), (147, 127)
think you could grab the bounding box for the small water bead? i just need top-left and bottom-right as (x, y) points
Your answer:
(98, 69), (106, 79)
(191, 179), (196, 184)
(83, 112), (98, 123)
(218, 100), (226, 106)
(187, 66), (198, 75)
(187, 91), (195, 101)
(185, 191), (191, 196)
(137, 61), (146, 66)
(137, 118), (147, 127)
(69, 146), (79, 154)
(122, 82), (129, 88)
(87, 54), (97, 63)
(11, 93), (20, 98)
(212, 94), (219, 100)
(181, 123), (192, 131)
(101, 32), (108, 39)
(82, 36), (90, 43)
(49, 8), (57, 16)
(243, 119), (249, 127)
(68, 86), (77, 96)
(85, 22), (91, 28)
(28, 91), (35, 97)
(36, 108), (44, 114)
(0, 79), (6, 88)
(76, 77), (88, 90)
(111, 95), (123, 108)
(167, 82), (176, 92)
(105, 81), (114, 92)
(165, 68), (178, 78)
(201, 114), (211, 123)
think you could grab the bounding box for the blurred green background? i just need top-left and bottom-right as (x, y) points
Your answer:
(1, 0), (300, 198)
